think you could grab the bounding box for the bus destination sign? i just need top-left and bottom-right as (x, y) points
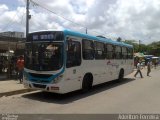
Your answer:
(32, 34), (54, 41)
(27, 31), (63, 42)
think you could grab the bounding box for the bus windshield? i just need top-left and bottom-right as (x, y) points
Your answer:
(25, 42), (63, 71)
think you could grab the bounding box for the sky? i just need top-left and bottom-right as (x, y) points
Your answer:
(0, 0), (160, 44)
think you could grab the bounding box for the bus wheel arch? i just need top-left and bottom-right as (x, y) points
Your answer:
(118, 68), (124, 81)
(82, 73), (93, 92)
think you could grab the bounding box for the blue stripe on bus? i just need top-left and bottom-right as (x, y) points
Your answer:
(26, 67), (65, 83)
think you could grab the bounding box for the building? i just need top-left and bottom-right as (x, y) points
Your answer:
(0, 31), (25, 55)
(0, 31), (24, 38)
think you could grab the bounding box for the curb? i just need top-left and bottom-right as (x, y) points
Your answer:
(0, 89), (36, 97)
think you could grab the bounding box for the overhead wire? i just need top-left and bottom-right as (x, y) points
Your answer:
(30, 0), (113, 38)
(1, 0), (119, 40)
(2, 11), (18, 31)
(1, 6), (26, 32)
(30, 0), (87, 30)
(29, 0), (117, 40)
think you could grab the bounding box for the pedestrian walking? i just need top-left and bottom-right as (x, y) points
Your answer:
(16, 56), (24, 83)
(134, 61), (143, 78)
(147, 61), (151, 76)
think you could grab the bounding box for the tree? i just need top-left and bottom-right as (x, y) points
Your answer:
(124, 40), (139, 52)
(147, 41), (160, 56)
(117, 37), (122, 42)
(123, 40), (149, 53)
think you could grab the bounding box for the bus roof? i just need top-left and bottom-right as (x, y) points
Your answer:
(29, 29), (133, 48)
(63, 29), (133, 48)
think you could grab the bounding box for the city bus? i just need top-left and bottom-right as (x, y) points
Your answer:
(23, 29), (134, 94)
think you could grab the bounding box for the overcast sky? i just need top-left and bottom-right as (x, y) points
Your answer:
(0, 0), (160, 44)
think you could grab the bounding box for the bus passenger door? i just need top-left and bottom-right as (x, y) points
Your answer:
(65, 38), (82, 91)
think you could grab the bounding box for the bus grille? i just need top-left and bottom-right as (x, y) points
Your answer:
(31, 79), (49, 83)
(29, 73), (52, 78)
(33, 84), (46, 89)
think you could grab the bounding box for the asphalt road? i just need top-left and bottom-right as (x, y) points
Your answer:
(0, 67), (160, 114)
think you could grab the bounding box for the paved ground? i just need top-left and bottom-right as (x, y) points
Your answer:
(0, 79), (35, 97)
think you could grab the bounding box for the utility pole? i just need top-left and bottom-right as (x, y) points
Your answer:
(7, 37), (11, 79)
(139, 40), (141, 52)
(86, 28), (87, 34)
(26, 0), (30, 38)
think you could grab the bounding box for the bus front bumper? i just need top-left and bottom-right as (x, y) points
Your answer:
(23, 80), (62, 94)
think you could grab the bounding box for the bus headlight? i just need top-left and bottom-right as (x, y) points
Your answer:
(52, 75), (63, 83)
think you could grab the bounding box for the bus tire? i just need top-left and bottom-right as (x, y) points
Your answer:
(82, 74), (93, 92)
(118, 69), (124, 82)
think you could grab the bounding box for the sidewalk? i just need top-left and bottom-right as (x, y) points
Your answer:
(0, 80), (35, 97)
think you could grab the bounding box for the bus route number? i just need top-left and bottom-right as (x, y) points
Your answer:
(33, 34), (54, 40)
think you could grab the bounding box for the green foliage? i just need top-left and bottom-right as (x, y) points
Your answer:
(124, 40), (139, 52)
(147, 41), (160, 56)
(117, 37), (122, 42)
(123, 40), (160, 56)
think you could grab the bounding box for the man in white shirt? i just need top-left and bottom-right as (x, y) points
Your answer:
(134, 61), (143, 78)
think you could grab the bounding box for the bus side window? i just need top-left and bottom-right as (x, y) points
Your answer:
(112, 45), (116, 59)
(122, 47), (127, 59)
(82, 39), (94, 60)
(95, 41), (105, 60)
(66, 40), (81, 68)
(115, 46), (122, 59)
(106, 44), (114, 59)
(128, 48), (133, 59)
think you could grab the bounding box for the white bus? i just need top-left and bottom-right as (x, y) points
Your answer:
(23, 29), (134, 94)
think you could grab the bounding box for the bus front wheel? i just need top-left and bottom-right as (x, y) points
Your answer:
(82, 74), (93, 92)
